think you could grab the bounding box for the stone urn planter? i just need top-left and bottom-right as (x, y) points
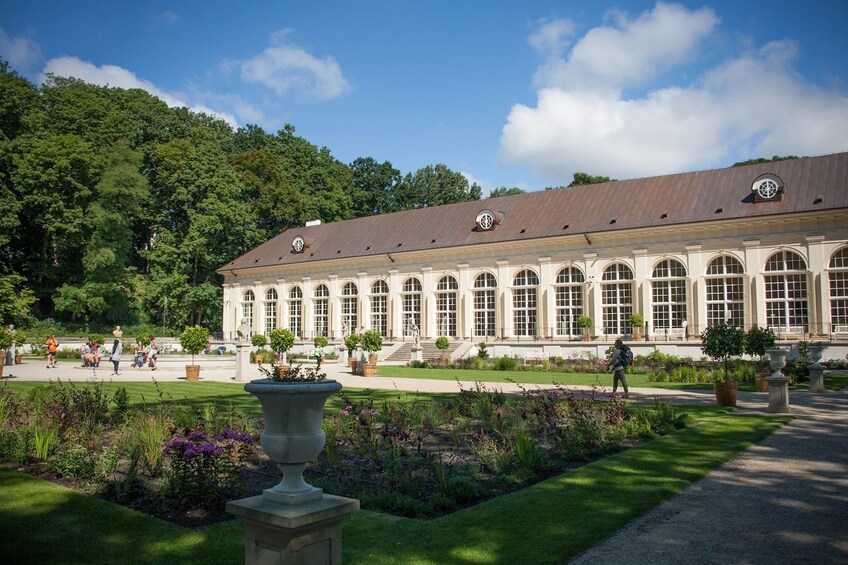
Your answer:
(767, 347), (788, 374)
(244, 377), (342, 504)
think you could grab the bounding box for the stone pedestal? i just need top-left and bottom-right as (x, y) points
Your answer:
(227, 494), (358, 565)
(410, 347), (423, 362)
(766, 347), (791, 413)
(808, 345), (825, 393)
(236, 343), (252, 381)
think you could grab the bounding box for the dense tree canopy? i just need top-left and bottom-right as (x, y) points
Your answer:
(0, 61), (483, 332)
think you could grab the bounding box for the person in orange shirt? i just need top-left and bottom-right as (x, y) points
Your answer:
(45, 335), (59, 368)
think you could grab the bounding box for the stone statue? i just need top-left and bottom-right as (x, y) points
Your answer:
(237, 318), (250, 341)
(412, 323), (420, 348)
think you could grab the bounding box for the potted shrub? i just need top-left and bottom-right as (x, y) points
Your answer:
(180, 325), (209, 381)
(251, 333), (268, 365)
(269, 328), (296, 368)
(435, 336), (450, 364)
(360, 330), (383, 376)
(344, 332), (361, 370)
(577, 315), (592, 341)
(701, 322), (746, 406)
(0, 326), (12, 378)
(12, 329), (27, 364)
(247, 364), (341, 504)
(744, 326), (776, 392)
(629, 313), (645, 340)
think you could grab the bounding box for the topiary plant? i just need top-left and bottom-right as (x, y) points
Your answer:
(269, 328), (296, 363)
(313, 335), (329, 348)
(0, 326), (12, 351)
(435, 336), (450, 352)
(180, 325), (209, 366)
(743, 326), (776, 363)
(701, 322), (745, 381)
(344, 332), (361, 352)
(251, 333), (267, 349)
(360, 330), (383, 354)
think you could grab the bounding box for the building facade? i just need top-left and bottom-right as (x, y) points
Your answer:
(218, 153), (848, 348)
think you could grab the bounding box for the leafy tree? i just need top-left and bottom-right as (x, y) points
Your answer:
(732, 155), (800, 167)
(567, 172), (614, 187)
(489, 186), (525, 198)
(701, 322), (745, 381)
(180, 325), (209, 365)
(349, 156), (400, 217)
(393, 163), (481, 210)
(0, 274), (36, 326)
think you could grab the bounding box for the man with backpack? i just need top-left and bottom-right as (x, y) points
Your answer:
(608, 338), (632, 398)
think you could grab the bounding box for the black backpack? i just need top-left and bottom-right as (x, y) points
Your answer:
(619, 344), (633, 368)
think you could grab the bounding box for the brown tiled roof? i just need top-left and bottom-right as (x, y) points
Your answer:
(219, 152), (848, 273)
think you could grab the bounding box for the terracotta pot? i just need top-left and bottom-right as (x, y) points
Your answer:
(244, 378), (342, 504)
(254, 354), (264, 364)
(15, 354), (22, 365)
(368, 353), (378, 365)
(348, 357), (357, 370)
(755, 373), (769, 392)
(714, 380), (738, 406)
(363, 364), (376, 377)
(185, 365), (200, 381)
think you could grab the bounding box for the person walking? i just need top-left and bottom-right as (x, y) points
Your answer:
(608, 338), (630, 398)
(148, 335), (159, 370)
(110, 326), (123, 375)
(45, 334), (59, 368)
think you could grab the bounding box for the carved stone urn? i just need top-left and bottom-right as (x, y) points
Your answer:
(244, 378), (342, 504)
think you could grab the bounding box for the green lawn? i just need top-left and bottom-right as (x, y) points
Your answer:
(373, 365), (848, 392)
(0, 381), (788, 564)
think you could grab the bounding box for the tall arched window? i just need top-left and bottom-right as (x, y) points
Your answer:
(264, 288), (278, 335)
(401, 277), (422, 337)
(651, 259), (687, 331)
(764, 250), (808, 331)
(241, 290), (255, 331)
(474, 273), (497, 337)
(313, 284), (329, 338)
(828, 247), (848, 332)
(288, 287), (302, 338)
(513, 269), (538, 337)
(341, 282), (358, 335)
(370, 280), (389, 337)
(602, 263), (633, 335)
(554, 266), (584, 337)
(706, 255), (744, 327)
(436, 275), (458, 337)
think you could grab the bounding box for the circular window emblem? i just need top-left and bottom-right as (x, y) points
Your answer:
(292, 236), (305, 253)
(476, 209), (496, 231)
(756, 179), (779, 199)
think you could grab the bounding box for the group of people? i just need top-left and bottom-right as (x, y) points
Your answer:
(44, 327), (160, 376)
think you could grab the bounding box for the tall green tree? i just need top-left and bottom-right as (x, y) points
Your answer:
(349, 156), (400, 217)
(393, 163), (481, 210)
(489, 186), (525, 198)
(567, 172), (614, 187)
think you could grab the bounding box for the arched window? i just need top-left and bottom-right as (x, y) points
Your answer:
(401, 277), (422, 337)
(828, 248), (848, 332)
(474, 273), (497, 337)
(288, 287), (302, 338)
(651, 259), (687, 331)
(370, 280), (389, 337)
(341, 282), (358, 336)
(764, 250), (808, 332)
(313, 284), (329, 338)
(264, 288), (278, 335)
(554, 266), (584, 337)
(241, 290), (255, 331)
(436, 275), (458, 337)
(513, 269), (539, 337)
(602, 263), (633, 335)
(706, 255), (745, 327)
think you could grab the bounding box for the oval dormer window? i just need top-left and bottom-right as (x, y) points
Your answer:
(292, 235), (305, 253)
(476, 209), (496, 231)
(752, 174), (784, 202)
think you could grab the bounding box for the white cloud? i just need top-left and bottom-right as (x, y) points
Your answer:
(0, 27), (42, 72)
(528, 18), (575, 57)
(238, 31), (352, 101)
(500, 3), (848, 183)
(40, 56), (240, 127)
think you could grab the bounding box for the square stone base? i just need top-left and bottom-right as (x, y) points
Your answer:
(227, 494), (359, 565)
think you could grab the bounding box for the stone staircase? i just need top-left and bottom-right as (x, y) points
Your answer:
(384, 341), (465, 362)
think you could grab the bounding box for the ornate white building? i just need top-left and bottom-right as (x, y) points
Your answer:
(218, 153), (848, 353)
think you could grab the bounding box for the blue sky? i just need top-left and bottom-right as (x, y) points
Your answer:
(2, 1), (847, 193)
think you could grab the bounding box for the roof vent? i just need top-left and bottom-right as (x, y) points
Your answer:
(562, 224), (569, 230)
(520, 228), (526, 234)
(715, 208), (723, 214)
(813, 196), (822, 204)
(366, 245), (371, 250)
(305, 219), (322, 227)
(660, 213), (668, 219)
(609, 218), (617, 224)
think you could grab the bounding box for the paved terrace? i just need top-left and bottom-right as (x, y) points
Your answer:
(2, 357), (847, 564)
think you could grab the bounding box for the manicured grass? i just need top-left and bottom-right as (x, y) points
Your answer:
(373, 366), (848, 392)
(0, 380), (788, 564)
